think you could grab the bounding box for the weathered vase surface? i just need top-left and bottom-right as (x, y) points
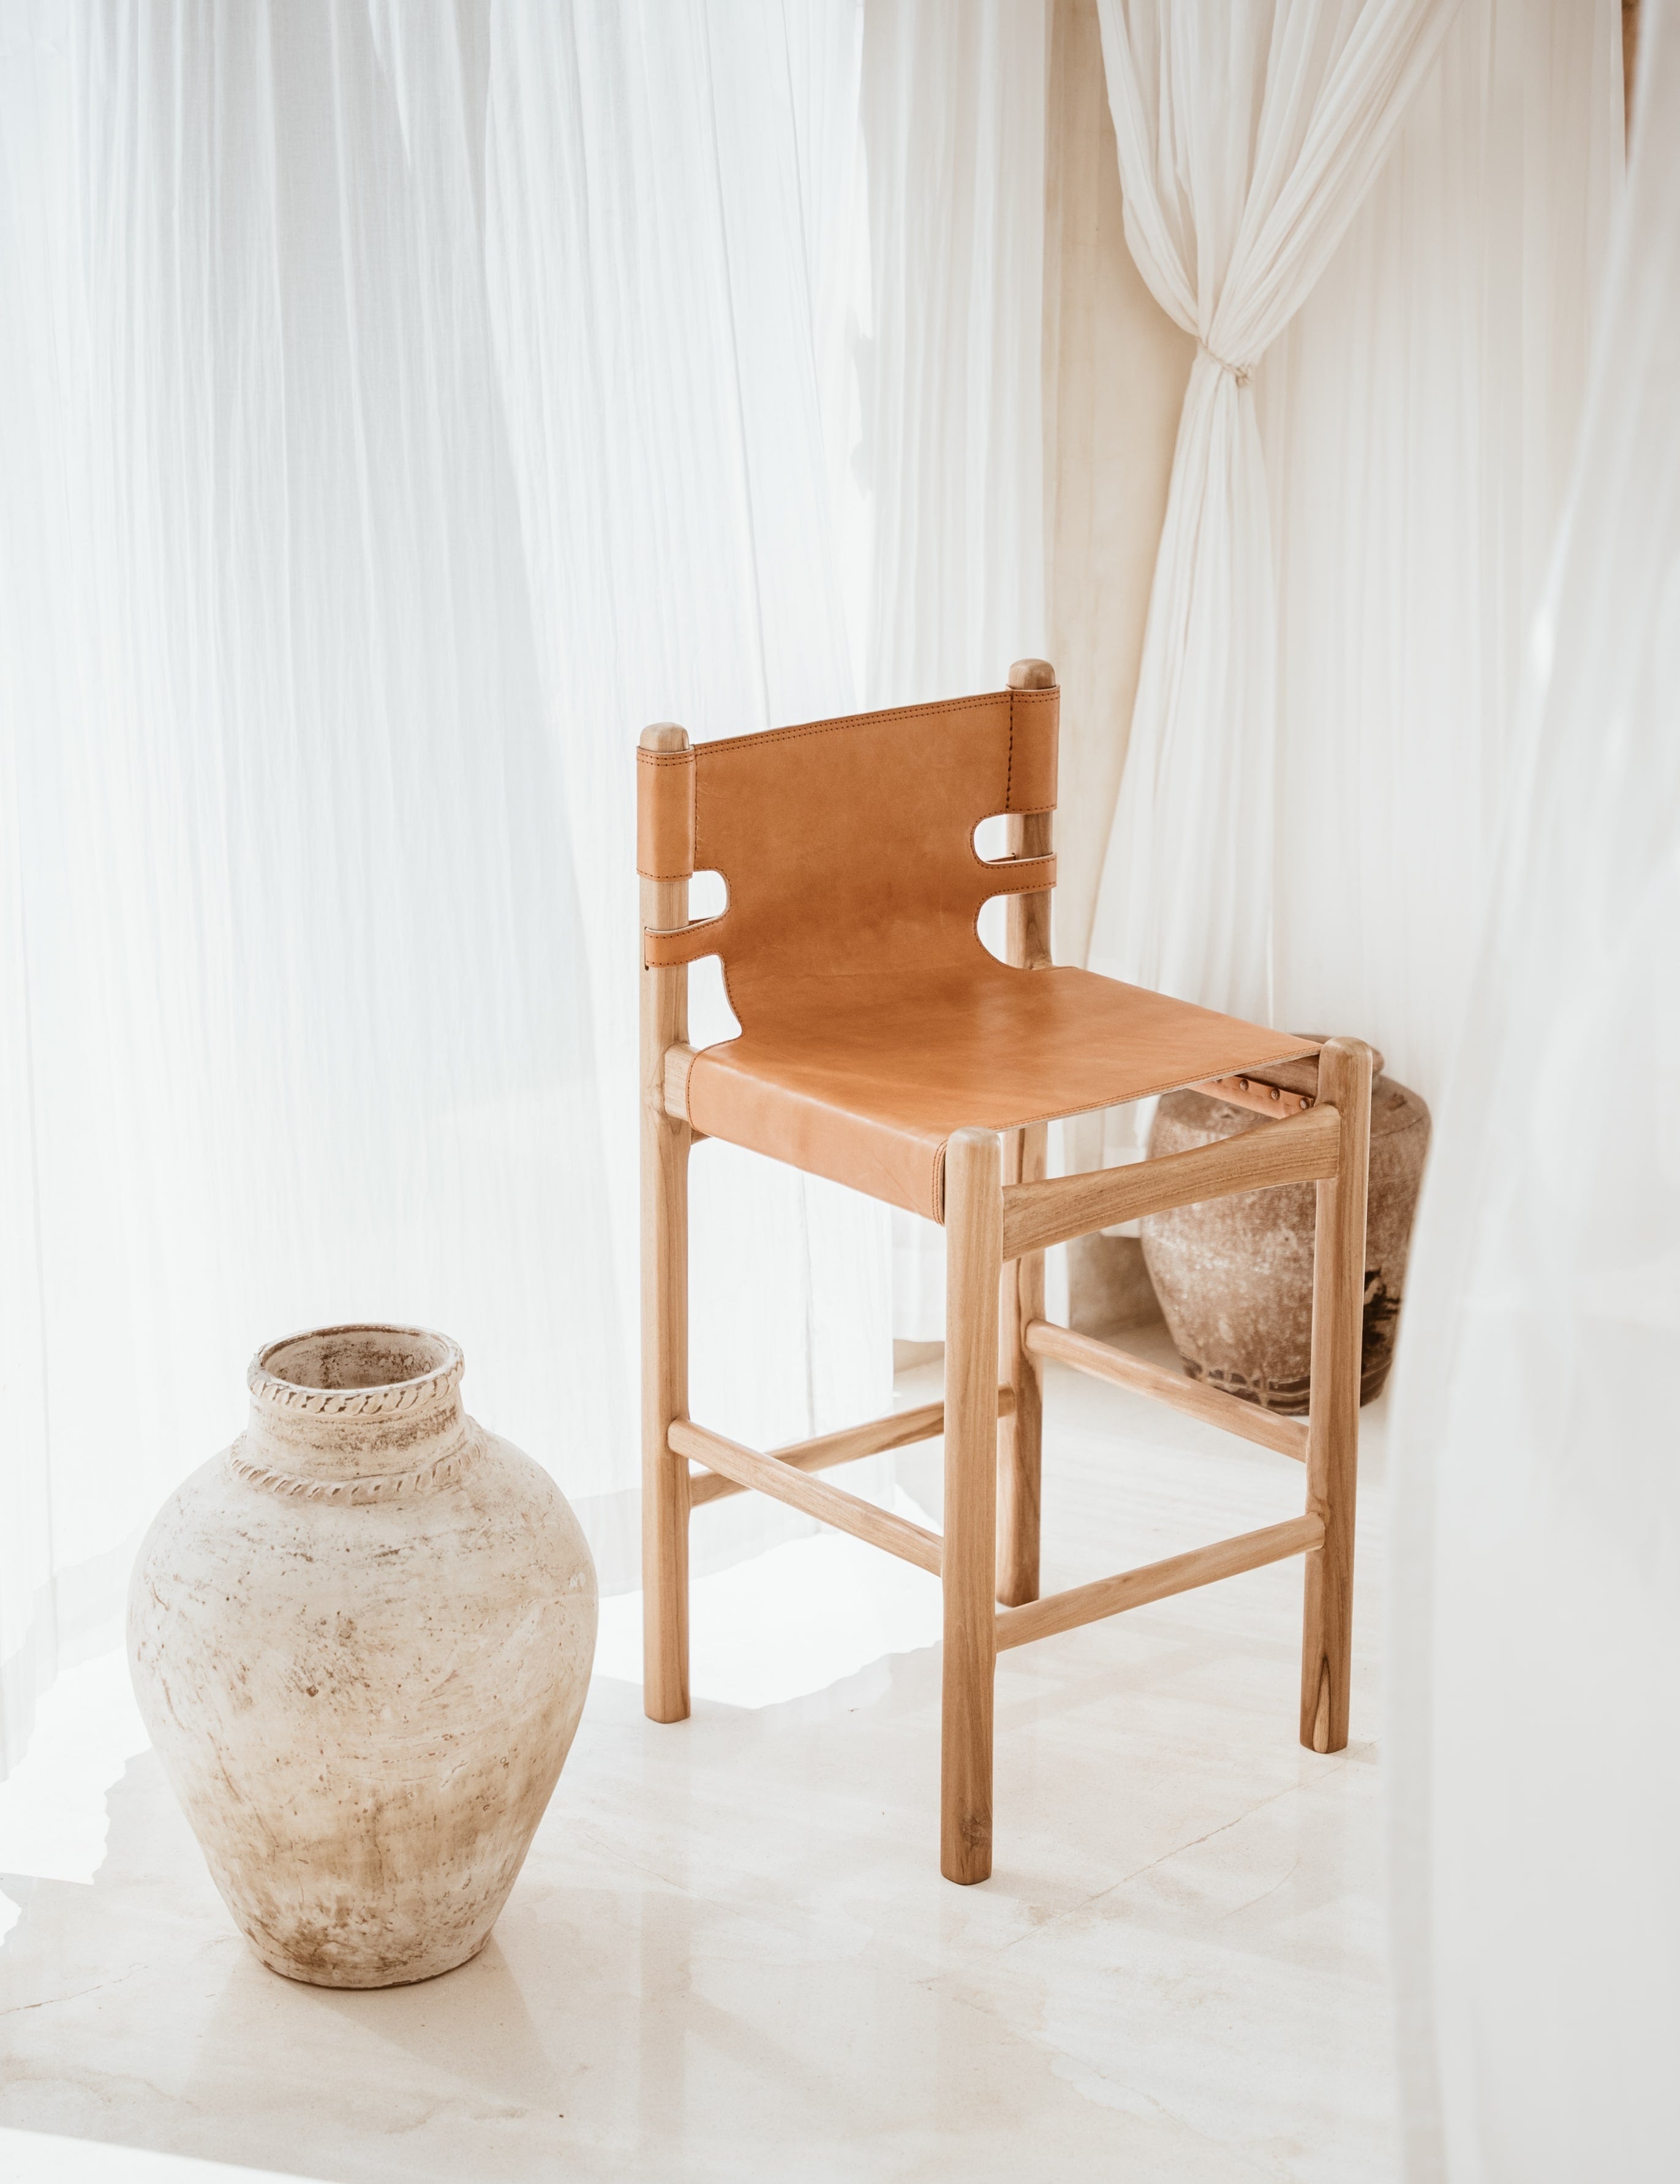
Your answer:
(127, 1324), (597, 1988)
(1142, 1070), (1431, 1414)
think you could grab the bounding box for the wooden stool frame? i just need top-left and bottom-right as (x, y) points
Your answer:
(639, 668), (1373, 1886)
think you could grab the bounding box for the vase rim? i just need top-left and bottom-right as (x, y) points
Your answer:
(249, 1323), (465, 1419)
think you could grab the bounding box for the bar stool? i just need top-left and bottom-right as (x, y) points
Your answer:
(638, 659), (1372, 1884)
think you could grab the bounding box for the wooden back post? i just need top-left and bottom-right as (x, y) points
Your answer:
(640, 722), (693, 1724)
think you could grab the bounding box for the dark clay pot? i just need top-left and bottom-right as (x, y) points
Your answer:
(1141, 1066), (1431, 1413)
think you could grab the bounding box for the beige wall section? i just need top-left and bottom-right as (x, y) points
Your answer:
(1044, 0), (1189, 1333)
(1042, 0), (1193, 969)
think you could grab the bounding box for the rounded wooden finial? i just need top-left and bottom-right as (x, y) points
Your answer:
(1008, 659), (1057, 690)
(639, 721), (690, 751)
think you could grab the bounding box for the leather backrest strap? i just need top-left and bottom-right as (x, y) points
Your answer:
(638, 684), (1059, 989)
(636, 746), (696, 882)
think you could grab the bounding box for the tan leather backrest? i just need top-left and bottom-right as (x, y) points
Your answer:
(639, 688), (1058, 997)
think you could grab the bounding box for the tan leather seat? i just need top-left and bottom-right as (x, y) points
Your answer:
(640, 682), (1312, 1215)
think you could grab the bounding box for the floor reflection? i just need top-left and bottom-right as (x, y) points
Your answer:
(0, 1347), (1398, 2183)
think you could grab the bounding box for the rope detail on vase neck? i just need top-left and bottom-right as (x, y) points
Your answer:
(226, 1424), (484, 1502)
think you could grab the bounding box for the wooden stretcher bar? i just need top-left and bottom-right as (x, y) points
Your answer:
(1022, 1320), (1308, 1462)
(994, 1514), (1325, 1652)
(669, 1418), (943, 1574)
(685, 1389), (1014, 1506)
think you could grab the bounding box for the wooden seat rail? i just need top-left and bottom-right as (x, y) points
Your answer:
(998, 1101), (1341, 1259)
(660, 1041), (1335, 1254)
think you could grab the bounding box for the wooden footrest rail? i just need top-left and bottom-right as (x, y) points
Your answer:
(995, 1514), (1325, 1651)
(1023, 1320), (1308, 1462)
(669, 1418), (944, 1574)
(998, 1101), (1340, 1258)
(685, 1389), (1014, 1507)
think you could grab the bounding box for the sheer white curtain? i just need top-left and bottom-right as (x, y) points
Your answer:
(1258, 0), (1622, 1101)
(480, 3), (894, 1579)
(859, 0), (1052, 1340)
(0, 0), (1048, 1772)
(1086, 0), (1456, 1027)
(1387, 1), (1679, 2166)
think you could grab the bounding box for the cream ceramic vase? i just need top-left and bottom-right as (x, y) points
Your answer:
(127, 1324), (597, 1989)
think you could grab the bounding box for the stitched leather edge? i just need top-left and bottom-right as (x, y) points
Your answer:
(685, 692), (1025, 871)
(644, 914), (730, 969)
(637, 747), (696, 881)
(938, 1049), (1321, 1151)
(974, 855), (1057, 893)
(1004, 686), (1058, 815)
(688, 688), (1010, 761)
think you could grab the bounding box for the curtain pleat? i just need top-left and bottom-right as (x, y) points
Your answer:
(1087, 0), (1456, 1024)
(0, 0), (1049, 1769)
(1387, 0), (1678, 2167)
(1258, 0), (1622, 1103)
(859, 0), (1051, 1339)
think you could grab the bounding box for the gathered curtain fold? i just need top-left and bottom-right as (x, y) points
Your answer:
(1087, 0), (1457, 1019)
(1256, 0), (1622, 1104)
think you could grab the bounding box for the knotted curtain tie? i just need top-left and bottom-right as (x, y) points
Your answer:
(1198, 339), (1253, 387)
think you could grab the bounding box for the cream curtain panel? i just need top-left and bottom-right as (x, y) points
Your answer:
(0, 0), (1047, 1771)
(856, 0), (1053, 1342)
(1387, 1), (1679, 2166)
(1258, 0), (1622, 1102)
(1087, 0), (1456, 1020)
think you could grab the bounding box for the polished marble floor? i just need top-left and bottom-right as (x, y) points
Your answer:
(0, 1331), (1396, 2182)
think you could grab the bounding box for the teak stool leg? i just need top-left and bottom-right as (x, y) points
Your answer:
(942, 1127), (1003, 1883)
(641, 724), (691, 1725)
(1300, 1037), (1374, 1754)
(996, 1122), (1046, 1606)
